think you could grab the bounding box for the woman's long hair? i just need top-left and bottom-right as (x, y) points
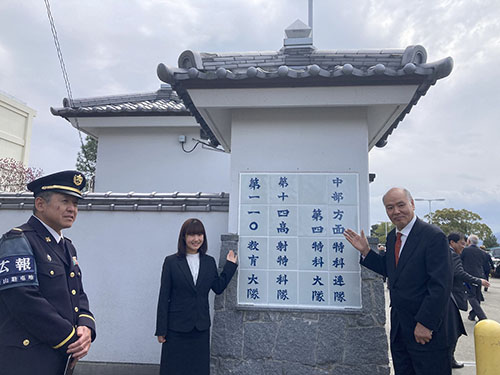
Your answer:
(177, 218), (208, 257)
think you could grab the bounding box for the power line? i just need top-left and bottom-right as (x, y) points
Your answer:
(43, 0), (93, 173)
(44, 0), (73, 102)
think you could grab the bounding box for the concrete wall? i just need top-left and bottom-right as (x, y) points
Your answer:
(95, 126), (230, 193)
(228, 107), (370, 234)
(0, 92), (36, 164)
(0, 207), (229, 364)
(71, 116), (231, 194)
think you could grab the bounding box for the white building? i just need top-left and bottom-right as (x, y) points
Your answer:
(50, 85), (230, 193)
(0, 90), (36, 164)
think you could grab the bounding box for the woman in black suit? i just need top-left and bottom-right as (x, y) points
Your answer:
(155, 218), (237, 375)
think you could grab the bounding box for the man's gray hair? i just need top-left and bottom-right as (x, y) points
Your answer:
(382, 187), (413, 203)
(468, 234), (479, 245)
(33, 191), (55, 214)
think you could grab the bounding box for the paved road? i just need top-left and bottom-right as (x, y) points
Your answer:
(384, 276), (500, 374)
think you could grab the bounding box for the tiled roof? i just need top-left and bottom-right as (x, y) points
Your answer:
(168, 46), (430, 78)
(51, 85), (190, 118)
(0, 192), (229, 212)
(157, 23), (453, 148)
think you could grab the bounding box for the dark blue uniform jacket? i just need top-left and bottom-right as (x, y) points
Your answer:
(0, 216), (96, 374)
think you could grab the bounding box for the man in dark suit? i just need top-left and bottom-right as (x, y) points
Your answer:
(461, 234), (488, 321)
(480, 245), (494, 292)
(0, 171), (96, 375)
(344, 187), (452, 375)
(447, 232), (489, 368)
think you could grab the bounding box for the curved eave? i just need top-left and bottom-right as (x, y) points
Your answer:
(50, 107), (192, 118)
(50, 87), (192, 120)
(375, 57), (453, 147)
(157, 56), (453, 149)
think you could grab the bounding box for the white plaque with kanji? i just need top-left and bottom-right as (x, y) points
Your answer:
(237, 173), (362, 310)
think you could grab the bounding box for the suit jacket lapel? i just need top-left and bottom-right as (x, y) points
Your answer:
(393, 218), (423, 280)
(28, 216), (69, 266)
(196, 254), (210, 289)
(177, 256), (196, 291)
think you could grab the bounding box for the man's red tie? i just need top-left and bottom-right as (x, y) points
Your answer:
(395, 232), (402, 266)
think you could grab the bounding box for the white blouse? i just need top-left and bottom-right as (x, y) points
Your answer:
(186, 252), (200, 285)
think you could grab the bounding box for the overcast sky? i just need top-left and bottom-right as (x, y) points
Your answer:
(1, 0), (499, 234)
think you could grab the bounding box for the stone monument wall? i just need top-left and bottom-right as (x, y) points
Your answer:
(211, 234), (390, 375)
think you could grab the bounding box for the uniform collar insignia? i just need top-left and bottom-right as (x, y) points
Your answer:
(45, 237), (52, 242)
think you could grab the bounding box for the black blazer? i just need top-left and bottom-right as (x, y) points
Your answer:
(461, 245), (486, 278)
(461, 244), (485, 301)
(155, 252), (237, 336)
(482, 252), (494, 279)
(450, 249), (481, 311)
(361, 218), (452, 351)
(0, 216), (96, 374)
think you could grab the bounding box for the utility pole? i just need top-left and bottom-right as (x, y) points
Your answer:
(414, 198), (445, 223)
(308, 0), (313, 39)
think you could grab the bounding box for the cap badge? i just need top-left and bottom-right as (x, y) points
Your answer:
(73, 174), (84, 186)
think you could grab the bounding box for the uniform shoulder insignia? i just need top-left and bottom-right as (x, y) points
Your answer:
(8, 224), (34, 235)
(4, 227), (24, 238)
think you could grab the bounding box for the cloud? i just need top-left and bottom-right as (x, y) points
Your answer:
(0, 42), (13, 80)
(1, 0), (500, 232)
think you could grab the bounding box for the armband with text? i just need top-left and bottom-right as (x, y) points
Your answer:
(0, 232), (38, 291)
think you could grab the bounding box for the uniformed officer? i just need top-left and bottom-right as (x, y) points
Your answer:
(0, 170), (96, 375)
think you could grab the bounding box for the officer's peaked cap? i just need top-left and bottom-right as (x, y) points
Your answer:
(27, 170), (86, 199)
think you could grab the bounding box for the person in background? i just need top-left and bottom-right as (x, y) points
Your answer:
(447, 232), (489, 369)
(155, 218), (238, 375)
(480, 245), (494, 292)
(461, 235), (488, 321)
(0, 171), (96, 374)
